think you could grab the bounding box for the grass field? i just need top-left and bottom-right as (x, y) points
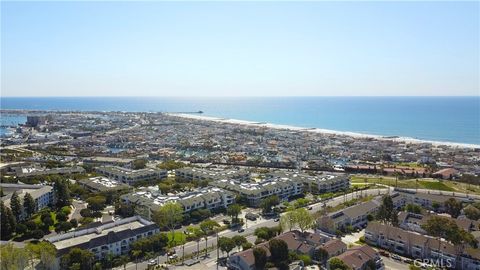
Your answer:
(351, 175), (480, 194)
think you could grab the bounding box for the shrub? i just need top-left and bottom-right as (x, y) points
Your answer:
(80, 208), (92, 218)
(298, 254), (312, 265)
(31, 229), (44, 239)
(61, 206), (72, 215)
(15, 224), (27, 235)
(70, 218), (78, 227)
(56, 211), (68, 222)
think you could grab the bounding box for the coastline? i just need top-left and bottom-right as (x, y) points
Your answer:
(170, 113), (480, 149)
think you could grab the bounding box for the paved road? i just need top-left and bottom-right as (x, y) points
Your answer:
(114, 188), (389, 270)
(71, 199), (87, 221)
(382, 256), (409, 270)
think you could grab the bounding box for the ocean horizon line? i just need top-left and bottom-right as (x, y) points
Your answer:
(1, 95), (479, 98)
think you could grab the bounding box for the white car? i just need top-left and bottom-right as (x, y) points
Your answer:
(168, 254), (178, 260)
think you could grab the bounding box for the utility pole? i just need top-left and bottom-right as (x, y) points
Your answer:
(216, 230), (220, 270)
(182, 244), (185, 265)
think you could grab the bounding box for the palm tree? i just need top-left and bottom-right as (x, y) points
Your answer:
(120, 255), (129, 270)
(106, 253), (114, 270)
(132, 250), (141, 270)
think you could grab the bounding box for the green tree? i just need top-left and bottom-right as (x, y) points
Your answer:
(243, 242), (254, 250)
(422, 216), (477, 252)
(200, 219), (220, 257)
(366, 259), (376, 270)
(41, 212), (54, 231)
(315, 247), (329, 266)
(253, 247), (267, 270)
(280, 210), (296, 232)
(328, 257), (350, 270)
(464, 205), (480, 220)
(432, 202), (440, 212)
(55, 221), (73, 233)
(152, 202), (184, 245)
(60, 248), (94, 270)
(86, 195), (107, 212)
(254, 227), (278, 240)
(268, 238), (289, 266)
(405, 204), (422, 214)
(56, 211), (68, 222)
(227, 204), (242, 223)
(23, 192), (36, 218)
(293, 198), (310, 209)
(54, 179), (71, 208)
(376, 195), (398, 226)
(218, 237), (236, 257)
(294, 208), (314, 233)
(119, 255), (129, 270)
(0, 243), (29, 270)
(444, 198), (462, 218)
(132, 159), (147, 170)
(232, 235), (248, 251)
(26, 242), (57, 270)
(186, 226), (204, 258)
(10, 191), (22, 221)
(157, 160), (186, 170)
(131, 249), (142, 270)
(260, 195), (280, 214)
(1, 201), (16, 240)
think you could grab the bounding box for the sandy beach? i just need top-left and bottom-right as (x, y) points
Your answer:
(170, 113), (480, 149)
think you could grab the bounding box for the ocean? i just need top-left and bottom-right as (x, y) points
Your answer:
(1, 96), (479, 145)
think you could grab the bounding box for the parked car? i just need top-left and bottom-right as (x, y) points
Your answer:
(245, 213), (258, 221)
(391, 254), (401, 261)
(378, 250), (390, 257)
(168, 254), (178, 260)
(238, 228), (245, 233)
(274, 218), (280, 222)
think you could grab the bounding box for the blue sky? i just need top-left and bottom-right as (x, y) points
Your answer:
(1, 1), (479, 97)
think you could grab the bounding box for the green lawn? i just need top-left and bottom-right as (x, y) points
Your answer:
(351, 176), (479, 194)
(419, 181), (454, 191)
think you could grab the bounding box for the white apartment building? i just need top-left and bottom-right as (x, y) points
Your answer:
(175, 167), (250, 182)
(211, 178), (303, 207)
(120, 186), (235, 219)
(267, 171), (350, 194)
(0, 183), (55, 220)
(46, 216), (159, 269)
(96, 166), (167, 185)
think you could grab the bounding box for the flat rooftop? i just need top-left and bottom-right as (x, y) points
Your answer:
(46, 216), (154, 251)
